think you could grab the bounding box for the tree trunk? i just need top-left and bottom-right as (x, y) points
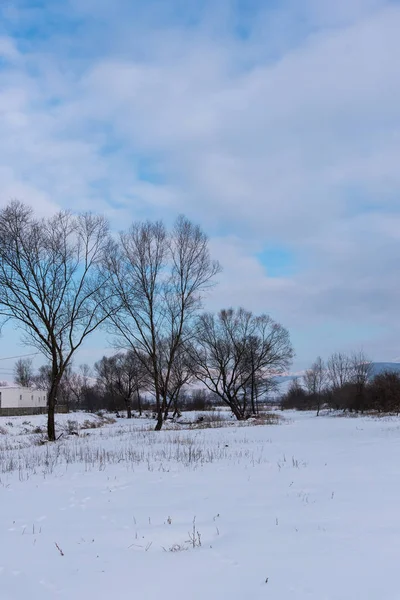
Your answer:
(47, 379), (60, 441)
(172, 396), (181, 419)
(47, 361), (63, 441)
(126, 399), (132, 419)
(229, 402), (246, 421)
(250, 370), (256, 415)
(153, 364), (164, 430)
(164, 395), (177, 421)
(154, 389), (163, 430)
(155, 409), (163, 430)
(137, 390), (142, 416)
(316, 398), (320, 416)
(47, 393), (56, 441)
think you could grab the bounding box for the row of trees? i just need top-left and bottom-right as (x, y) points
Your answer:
(0, 201), (294, 439)
(13, 306), (294, 421)
(282, 351), (400, 415)
(14, 356), (219, 416)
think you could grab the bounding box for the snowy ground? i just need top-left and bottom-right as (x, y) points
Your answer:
(0, 411), (399, 600)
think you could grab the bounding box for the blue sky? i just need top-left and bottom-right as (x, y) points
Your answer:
(0, 0), (400, 376)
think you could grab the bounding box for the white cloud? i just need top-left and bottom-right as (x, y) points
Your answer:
(0, 36), (19, 62)
(0, 1), (399, 365)
(72, 3), (400, 237)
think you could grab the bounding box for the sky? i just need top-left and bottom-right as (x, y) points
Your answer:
(0, 0), (400, 377)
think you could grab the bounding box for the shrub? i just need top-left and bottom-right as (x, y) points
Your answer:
(64, 419), (79, 435)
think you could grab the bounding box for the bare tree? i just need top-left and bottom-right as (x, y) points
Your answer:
(241, 335), (280, 414)
(33, 364), (52, 391)
(95, 351), (148, 418)
(281, 377), (310, 410)
(349, 350), (373, 413)
(161, 341), (195, 420)
(32, 365), (51, 392)
(104, 215), (220, 430)
(64, 364), (93, 410)
(327, 352), (352, 390)
(31, 363), (71, 408)
(326, 352), (353, 410)
(189, 308), (294, 420)
(0, 201), (111, 440)
(14, 357), (34, 387)
(303, 356), (327, 416)
(368, 370), (400, 414)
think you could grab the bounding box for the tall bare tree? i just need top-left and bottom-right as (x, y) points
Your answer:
(281, 377), (310, 410)
(95, 351), (148, 418)
(0, 201), (111, 440)
(326, 351), (353, 410)
(303, 356), (327, 416)
(368, 371), (400, 414)
(104, 215), (220, 429)
(160, 340), (195, 420)
(14, 357), (34, 387)
(327, 352), (352, 390)
(349, 350), (373, 413)
(190, 308), (294, 420)
(63, 364), (93, 410)
(241, 334), (279, 413)
(33, 364), (52, 391)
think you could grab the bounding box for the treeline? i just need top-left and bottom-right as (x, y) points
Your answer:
(14, 355), (220, 416)
(0, 201), (294, 439)
(281, 351), (400, 415)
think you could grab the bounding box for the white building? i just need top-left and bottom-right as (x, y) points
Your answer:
(0, 387), (47, 409)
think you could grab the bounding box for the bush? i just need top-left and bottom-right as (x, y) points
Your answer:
(367, 371), (400, 414)
(64, 419), (79, 435)
(182, 390), (220, 412)
(280, 380), (314, 410)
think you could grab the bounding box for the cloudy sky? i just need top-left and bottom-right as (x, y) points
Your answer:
(0, 0), (399, 375)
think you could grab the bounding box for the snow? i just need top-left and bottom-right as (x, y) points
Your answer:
(0, 411), (109, 437)
(1, 411), (399, 599)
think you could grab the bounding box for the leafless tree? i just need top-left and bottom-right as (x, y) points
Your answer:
(104, 215), (220, 429)
(189, 308), (294, 420)
(327, 352), (352, 390)
(14, 357), (34, 387)
(95, 351), (148, 418)
(368, 370), (400, 414)
(31, 363), (72, 408)
(161, 341), (195, 420)
(281, 377), (310, 410)
(349, 350), (373, 413)
(303, 356), (327, 416)
(32, 364), (52, 391)
(64, 364), (93, 410)
(0, 201), (112, 440)
(326, 352), (353, 410)
(241, 335), (280, 413)
(349, 351), (373, 385)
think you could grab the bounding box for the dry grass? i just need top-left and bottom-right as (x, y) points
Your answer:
(63, 415), (117, 434)
(0, 408), (283, 480)
(250, 412), (283, 426)
(0, 422), (274, 480)
(168, 410), (284, 430)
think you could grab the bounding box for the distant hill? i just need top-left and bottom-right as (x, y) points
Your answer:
(370, 362), (400, 376)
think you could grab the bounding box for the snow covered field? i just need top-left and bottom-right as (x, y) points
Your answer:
(1, 411), (399, 600)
